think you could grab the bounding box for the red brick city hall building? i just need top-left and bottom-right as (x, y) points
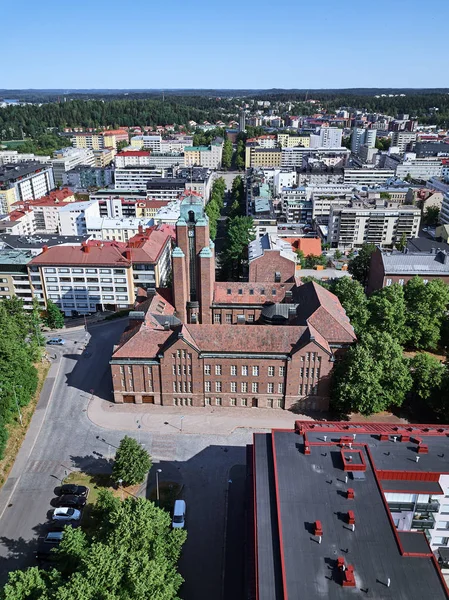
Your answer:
(110, 195), (356, 411)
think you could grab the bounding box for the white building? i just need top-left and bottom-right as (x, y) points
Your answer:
(351, 128), (377, 153)
(391, 131), (417, 153)
(0, 151), (51, 166)
(343, 168), (396, 185)
(51, 147), (96, 184)
(130, 135), (162, 152)
(86, 216), (153, 242)
(281, 147), (350, 169)
(115, 151), (151, 168)
(0, 163), (55, 207)
(395, 155), (444, 180)
(0, 209), (36, 236)
(309, 127), (343, 149)
(306, 185), (355, 218)
(153, 200), (181, 225)
(160, 137), (193, 153)
(328, 200), (421, 248)
(114, 166), (165, 191)
(58, 201), (100, 236)
(273, 170), (297, 196)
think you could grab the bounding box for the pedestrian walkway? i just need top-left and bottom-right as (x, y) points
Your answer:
(87, 397), (313, 435)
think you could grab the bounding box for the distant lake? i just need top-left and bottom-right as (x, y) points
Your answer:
(3, 99), (19, 104)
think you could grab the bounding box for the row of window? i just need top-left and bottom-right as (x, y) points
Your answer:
(173, 381), (193, 393)
(205, 381), (284, 394)
(386, 278), (428, 286)
(172, 350), (192, 360)
(205, 397), (283, 408)
(300, 367), (320, 379)
(172, 365), (192, 376)
(214, 313), (255, 323)
(44, 268), (126, 275)
(205, 364), (287, 377)
(299, 384), (318, 396)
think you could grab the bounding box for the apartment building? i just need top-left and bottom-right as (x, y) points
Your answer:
(277, 133), (310, 148)
(58, 200), (100, 236)
(177, 167), (213, 203)
(51, 147), (96, 184)
(343, 168), (396, 185)
(89, 188), (148, 205)
(0, 208), (36, 236)
(146, 178), (186, 201)
(93, 148), (115, 167)
(130, 135), (162, 151)
(246, 147), (282, 169)
(281, 147), (350, 169)
(160, 136), (193, 153)
(71, 132), (117, 150)
(86, 216), (154, 243)
(126, 225), (173, 290)
(0, 151), (51, 166)
(395, 156), (444, 180)
(351, 127), (377, 153)
(114, 166), (165, 191)
(135, 200), (171, 218)
(11, 188), (76, 233)
(184, 141), (223, 169)
(0, 163), (55, 210)
(328, 200), (421, 249)
(29, 242), (134, 315)
(309, 127), (343, 148)
(148, 153), (185, 169)
(0, 249), (37, 309)
(63, 166), (114, 191)
(392, 131), (417, 153)
(115, 151), (151, 168)
(280, 188), (313, 223)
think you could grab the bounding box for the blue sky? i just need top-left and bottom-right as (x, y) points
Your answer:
(3, 0), (449, 89)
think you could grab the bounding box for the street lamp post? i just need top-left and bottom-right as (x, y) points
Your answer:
(156, 468), (162, 506)
(118, 478), (123, 500)
(12, 387), (23, 427)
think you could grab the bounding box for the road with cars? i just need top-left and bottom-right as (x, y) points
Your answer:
(0, 319), (251, 600)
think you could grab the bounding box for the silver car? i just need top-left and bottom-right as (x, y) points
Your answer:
(52, 507), (81, 522)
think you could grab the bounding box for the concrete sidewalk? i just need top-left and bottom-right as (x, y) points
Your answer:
(87, 397), (313, 435)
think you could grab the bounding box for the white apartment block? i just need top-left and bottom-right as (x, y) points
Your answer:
(148, 153), (185, 169)
(439, 193), (449, 224)
(0, 210), (36, 236)
(160, 137), (193, 153)
(0, 151), (51, 166)
(306, 185), (354, 218)
(395, 156), (444, 180)
(273, 170), (297, 196)
(391, 131), (417, 153)
(115, 151), (151, 168)
(351, 128), (377, 153)
(114, 167), (165, 191)
(130, 135), (162, 152)
(328, 201), (421, 248)
(58, 201), (100, 236)
(51, 147), (96, 184)
(281, 147), (350, 169)
(184, 143), (223, 169)
(343, 168), (395, 185)
(309, 127), (343, 149)
(86, 216), (153, 242)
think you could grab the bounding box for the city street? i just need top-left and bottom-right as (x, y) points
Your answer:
(0, 319), (257, 599)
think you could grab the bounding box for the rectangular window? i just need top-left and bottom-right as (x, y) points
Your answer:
(177, 381), (182, 393)
(299, 384), (303, 395)
(310, 352), (315, 362)
(432, 537), (449, 546)
(231, 365), (237, 376)
(247, 314), (255, 322)
(205, 397), (211, 406)
(316, 368), (320, 379)
(276, 399), (282, 408)
(215, 365), (222, 375)
(267, 383), (274, 393)
(230, 382), (237, 392)
(242, 366), (248, 376)
(241, 382), (248, 393)
(215, 397), (222, 406)
(252, 382), (259, 393)
(279, 366), (285, 377)
(278, 383), (284, 394)
(172, 365), (176, 375)
(187, 381), (192, 392)
(225, 313), (232, 324)
(267, 399), (273, 408)
(241, 398), (248, 407)
(188, 365), (192, 376)
(177, 365), (181, 375)
(214, 313), (222, 324)
(205, 381), (211, 392)
(252, 366), (259, 376)
(305, 368), (309, 378)
(386, 278), (392, 286)
(215, 381), (222, 392)
(268, 366), (274, 377)
(398, 279), (404, 286)
(310, 368), (314, 379)
(204, 364), (211, 375)
(300, 367), (304, 378)
(306, 353), (310, 362)
(230, 398), (236, 406)
(173, 382), (177, 392)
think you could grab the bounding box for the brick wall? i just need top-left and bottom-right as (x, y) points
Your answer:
(248, 251), (295, 283)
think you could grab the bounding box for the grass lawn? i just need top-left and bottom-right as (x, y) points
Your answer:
(1, 140), (28, 149)
(0, 359), (51, 487)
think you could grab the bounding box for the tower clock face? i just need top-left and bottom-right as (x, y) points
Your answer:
(188, 230), (194, 237)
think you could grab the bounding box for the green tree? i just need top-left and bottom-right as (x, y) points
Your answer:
(347, 243), (376, 287)
(205, 200), (220, 240)
(395, 232), (407, 251)
(332, 331), (412, 416)
(404, 277), (449, 349)
(367, 283), (407, 344)
(235, 140), (245, 170)
(303, 254), (328, 269)
(221, 139), (233, 169)
(334, 249), (343, 260)
(43, 300), (64, 329)
(112, 436), (152, 486)
(332, 277), (369, 336)
(423, 205), (440, 226)
(222, 216), (255, 279)
(116, 139), (129, 152)
(410, 352), (445, 401)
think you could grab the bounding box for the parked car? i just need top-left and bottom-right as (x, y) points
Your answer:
(52, 507), (81, 522)
(172, 499), (186, 529)
(53, 494), (86, 508)
(36, 531), (63, 560)
(58, 484), (89, 497)
(47, 338), (65, 345)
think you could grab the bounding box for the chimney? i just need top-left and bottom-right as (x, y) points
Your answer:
(81, 241), (90, 253)
(138, 224), (143, 234)
(124, 249), (131, 260)
(163, 321), (170, 331)
(42, 245), (48, 253)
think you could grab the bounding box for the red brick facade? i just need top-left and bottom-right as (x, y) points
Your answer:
(248, 250), (295, 283)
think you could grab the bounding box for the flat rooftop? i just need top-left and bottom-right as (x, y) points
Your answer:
(253, 422), (449, 600)
(0, 233), (89, 249)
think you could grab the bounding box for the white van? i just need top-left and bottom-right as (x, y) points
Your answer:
(172, 499), (186, 529)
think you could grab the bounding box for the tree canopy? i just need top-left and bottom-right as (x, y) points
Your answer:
(2, 491), (186, 600)
(112, 436), (152, 486)
(347, 244), (376, 288)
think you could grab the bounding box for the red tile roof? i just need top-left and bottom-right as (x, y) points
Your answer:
(283, 237), (322, 257)
(30, 243), (131, 267)
(214, 282), (295, 304)
(126, 226), (172, 262)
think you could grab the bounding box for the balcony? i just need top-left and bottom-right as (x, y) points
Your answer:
(416, 500), (440, 513)
(412, 514), (435, 530)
